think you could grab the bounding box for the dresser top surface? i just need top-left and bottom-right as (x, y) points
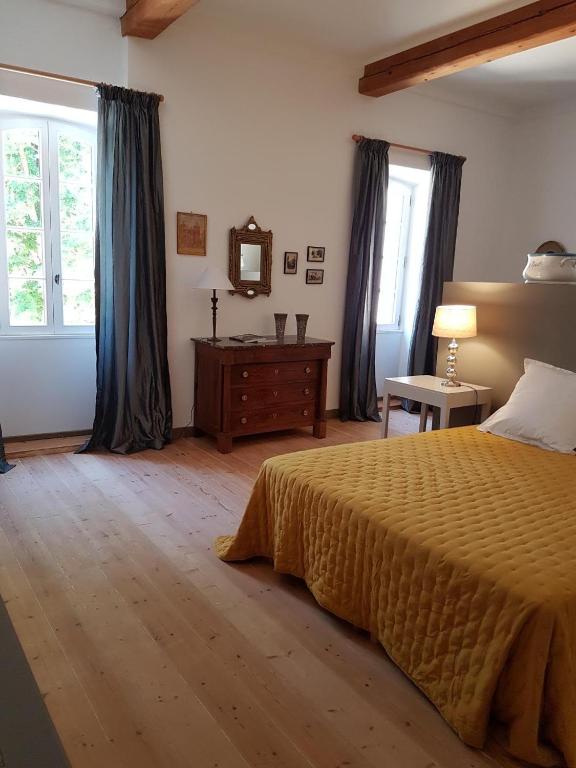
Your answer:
(192, 335), (335, 350)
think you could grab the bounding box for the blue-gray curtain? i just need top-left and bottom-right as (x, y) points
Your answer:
(80, 85), (172, 454)
(340, 138), (389, 421)
(407, 151), (466, 383)
(0, 424), (14, 473)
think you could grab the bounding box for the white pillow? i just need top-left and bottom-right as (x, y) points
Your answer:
(478, 358), (576, 453)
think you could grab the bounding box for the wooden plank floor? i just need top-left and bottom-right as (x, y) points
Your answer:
(0, 413), (497, 768)
(5, 434), (89, 459)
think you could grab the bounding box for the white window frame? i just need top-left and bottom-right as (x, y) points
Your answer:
(377, 176), (415, 332)
(0, 115), (96, 337)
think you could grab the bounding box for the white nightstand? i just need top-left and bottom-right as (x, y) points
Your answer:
(381, 375), (492, 438)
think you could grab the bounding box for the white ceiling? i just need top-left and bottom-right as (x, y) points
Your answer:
(198, 0), (532, 60)
(420, 36), (576, 115)
(197, 0), (576, 115)
(45, 0), (576, 114)
(45, 0), (124, 16)
(47, 0), (532, 51)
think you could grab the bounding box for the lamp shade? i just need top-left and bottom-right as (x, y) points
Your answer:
(432, 305), (477, 339)
(193, 265), (234, 291)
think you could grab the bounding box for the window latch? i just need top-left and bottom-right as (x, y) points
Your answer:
(54, 274), (61, 285)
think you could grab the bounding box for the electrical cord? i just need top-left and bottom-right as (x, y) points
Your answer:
(456, 383), (480, 424)
(177, 404), (196, 433)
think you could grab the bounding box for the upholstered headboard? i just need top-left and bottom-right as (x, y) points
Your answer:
(436, 282), (576, 410)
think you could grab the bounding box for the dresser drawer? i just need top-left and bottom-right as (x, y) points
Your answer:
(231, 382), (317, 411)
(231, 361), (320, 386)
(231, 403), (315, 433)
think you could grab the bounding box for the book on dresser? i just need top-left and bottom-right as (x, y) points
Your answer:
(191, 336), (335, 453)
(228, 333), (270, 343)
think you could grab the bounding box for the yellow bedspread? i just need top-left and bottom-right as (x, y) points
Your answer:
(216, 427), (576, 767)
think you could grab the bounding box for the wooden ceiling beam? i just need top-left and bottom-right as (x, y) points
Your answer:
(121, 0), (200, 39)
(359, 0), (576, 97)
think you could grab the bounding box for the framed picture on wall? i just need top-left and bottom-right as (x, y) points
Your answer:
(177, 212), (207, 256)
(284, 251), (298, 274)
(306, 268), (324, 285)
(307, 246), (325, 262)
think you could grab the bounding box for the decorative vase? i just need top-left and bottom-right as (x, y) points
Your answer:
(274, 313), (287, 341)
(523, 252), (576, 283)
(295, 313), (309, 344)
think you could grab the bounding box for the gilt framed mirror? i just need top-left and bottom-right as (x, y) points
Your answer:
(229, 216), (272, 298)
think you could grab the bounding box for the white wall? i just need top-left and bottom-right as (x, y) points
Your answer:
(127, 9), (517, 425)
(375, 332), (403, 386)
(0, 338), (96, 436)
(0, 0), (125, 437)
(507, 102), (576, 278)
(1, 2), (523, 435)
(0, 0), (126, 86)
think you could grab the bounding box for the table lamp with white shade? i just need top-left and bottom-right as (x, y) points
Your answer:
(193, 264), (234, 343)
(432, 304), (477, 387)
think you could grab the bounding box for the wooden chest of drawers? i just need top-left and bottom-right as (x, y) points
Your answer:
(192, 336), (334, 453)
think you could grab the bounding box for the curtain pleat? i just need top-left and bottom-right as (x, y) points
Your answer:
(406, 152), (466, 393)
(80, 84), (172, 454)
(340, 138), (390, 422)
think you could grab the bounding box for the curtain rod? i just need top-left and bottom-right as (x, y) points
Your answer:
(352, 134), (430, 156)
(0, 62), (165, 102)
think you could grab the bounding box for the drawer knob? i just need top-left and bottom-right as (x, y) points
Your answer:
(273, 390), (278, 397)
(241, 394), (248, 402)
(242, 370), (249, 379)
(273, 413), (278, 419)
(302, 409), (309, 417)
(274, 368), (279, 375)
(240, 417), (247, 425)
(303, 388), (310, 395)
(305, 366), (311, 374)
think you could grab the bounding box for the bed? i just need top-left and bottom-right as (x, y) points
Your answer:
(216, 426), (576, 767)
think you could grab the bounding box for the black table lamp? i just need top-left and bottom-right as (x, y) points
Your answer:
(193, 265), (234, 343)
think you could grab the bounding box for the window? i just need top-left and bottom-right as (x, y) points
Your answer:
(377, 165), (431, 332)
(377, 177), (414, 329)
(0, 116), (96, 335)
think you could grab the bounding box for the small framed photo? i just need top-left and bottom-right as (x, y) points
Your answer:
(306, 268), (324, 285)
(177, 212), (207, 256)
(307, 246), (325, 262)
(284, 251), (298, 274)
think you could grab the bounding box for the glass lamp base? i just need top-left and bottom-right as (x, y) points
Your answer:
(442, 339), (461, 387)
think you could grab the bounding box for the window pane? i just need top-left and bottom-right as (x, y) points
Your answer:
(58, 134), (92, 183)
(9, 278), (46, 325)
(59, 182), (93, 232)
(61, 233), (94, 280)
(6, 230), (44, 277)
(377, 180), (410, 327)
(2, 129), (40, 177)
(62, 280), (95, 326)
(58, 131), (95, 328)
(5, 179), (42, 228)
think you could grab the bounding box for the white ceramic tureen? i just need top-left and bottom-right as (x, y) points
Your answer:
(523, 252), (576, 283)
